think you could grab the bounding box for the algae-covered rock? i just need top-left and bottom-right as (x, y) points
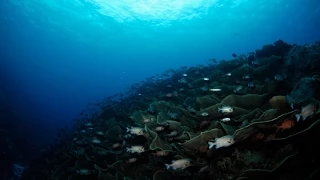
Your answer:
(199, 103), (250, 118)
(149, 133), (173, 151)
(97, 171), (116, 180)
(251, 109), (278, 123)
(235, 108), (264, 123)
(195, 94), (220, 109)
(106, 126), (124, 142)
(108, 160), (124, 172)
(153, 170), (170, 180)
(287, 77), (319, 105)
(269, 96), (287, 110)
(230, 64), (253, 78)
(67, 174), (89, 180)
(149, 101), (171, 113)
(218, 122), (238, 135)
(221, 94), (269, 110)
(258, 81), (279, 94)
(116, 172), (125, 180)
(52, 159), (74, 180)
(130, 110), (156, 125)
(104, 118), (120, 129)
(173, 131), (191, 142)
(181, 128), (224, 154)
(233, 110), (298, 142)
(237, 151), (298, 179)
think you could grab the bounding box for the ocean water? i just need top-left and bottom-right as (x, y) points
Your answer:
(1, 0), (320, 179)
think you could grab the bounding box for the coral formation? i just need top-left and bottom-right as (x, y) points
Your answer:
(20, 40), (320, 180)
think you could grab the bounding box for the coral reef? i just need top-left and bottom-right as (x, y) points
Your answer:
(20, 40), (320, 180)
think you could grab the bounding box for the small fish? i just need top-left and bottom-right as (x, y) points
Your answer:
(224, 73), (232, 77)
(165, 159), (192, 170)
(218, 106), (233, 114)
(126, 126), (144, 136)
(247, 81), (255, 88)
(208, 135), (235, 149)
(77, 169), (95, 175)
(203, 77), (210, 81)
(242, 75), (251, 80)
(91, 138), (101, 144)
(158, 121), (170, 126)
(166, 131), (178, 137)
(220, 118), (231, 122)
(96, 131), (104, 135)
(152, 151), (169, 156)
(111, 143), (122, 148)
(295, 103), (317, 121)
(200, 112), (209, 116)
(209, 88), (222, 92)
(154, 126), (165, 132)
(85, 123), (92, 127)
(232, 53), (237, 58)
(200, 86), (208, 91)
(199, 165), (209, 173)
(182, 73), (188, 77)
(233, 86), (243, 94)
(276, 119), (296, 132)
(127, 158), (137, 163)
(126, 146), (145, 154)
(142, 118), (151, 123)
(178, 78), (187, 83)
(274, 73), (287, 81)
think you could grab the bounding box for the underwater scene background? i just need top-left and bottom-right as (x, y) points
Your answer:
(1, 0), (320, 179)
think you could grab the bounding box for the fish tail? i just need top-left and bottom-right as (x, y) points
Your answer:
(165, 164), (171, 170)
(302, 116), (307, 121)
(295, 114), (301, 122)
(208, 142), (215, 149)
(126, 127), (130, 132)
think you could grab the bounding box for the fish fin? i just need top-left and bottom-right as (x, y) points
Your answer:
(218, 108), (221, 112)
(290, 103), (294, 109)
(165, 164), (171, 170)
(208, 142), (215, 149)
(302, 116), (307, 121)
(295, 114), (301, 122)
(172, 166), (177, 170)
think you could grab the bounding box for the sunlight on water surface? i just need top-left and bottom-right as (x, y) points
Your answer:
(85, 0), (219, 23)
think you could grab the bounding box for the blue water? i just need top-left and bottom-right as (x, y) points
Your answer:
(0, 0), (319, 162)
